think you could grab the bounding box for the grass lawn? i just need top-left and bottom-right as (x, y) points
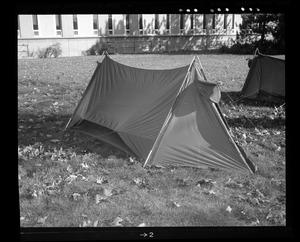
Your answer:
(18, 54), (285, 227)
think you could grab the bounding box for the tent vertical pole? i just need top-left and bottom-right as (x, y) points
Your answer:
(143, 56), (196, 168)
(196, 56), (208, 82)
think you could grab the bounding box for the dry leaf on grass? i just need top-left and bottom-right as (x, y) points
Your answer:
(72, 193), (81, 201)
(37, 215), (48, 224)
(93, 220), (99, 227)
(112, 217), (123, 227)
(96, 176), (108, 184)
(95, 188), (113, 204)
(226, 206), (232, 213)
(95, 194), (108, 204)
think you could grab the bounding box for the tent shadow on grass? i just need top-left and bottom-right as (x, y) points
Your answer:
(221, 91), (285, 107)
(225, 115), (285, 130)
(220, 91), (285, 130)
(18, 111), (129, 160)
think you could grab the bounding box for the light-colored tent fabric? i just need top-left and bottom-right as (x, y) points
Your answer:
(66, 56), (256, 174)
(241, 53), (285, 99)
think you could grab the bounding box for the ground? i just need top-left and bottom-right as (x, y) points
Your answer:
(18, 54), (285, 227)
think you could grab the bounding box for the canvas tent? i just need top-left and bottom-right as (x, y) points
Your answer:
(241, 50), (285, 100)
(66, 55), (256, 174)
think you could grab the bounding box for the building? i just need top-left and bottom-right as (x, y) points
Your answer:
(18, 14), (242, 58)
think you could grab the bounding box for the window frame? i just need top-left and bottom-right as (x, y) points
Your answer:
(32, 15), (39, 36)
(73, 14), (78, 36)
(138, 14), (143, 35)
(166, 14), (170, 34)
(93, 14), (99, 36)
(108, 14), (113, 35)
(55, 14), (62, 37)
(125, 14), (130, 35)
(180, 14), (184, 34)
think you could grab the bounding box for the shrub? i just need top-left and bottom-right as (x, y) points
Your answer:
(37, 43), (62, 58)
(84, 41), (108, 56)
(219, 40), (285, 55)
(219, 42), (255, 55)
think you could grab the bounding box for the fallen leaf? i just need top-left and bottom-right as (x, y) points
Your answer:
(80, 162), (89, 169)
(249, 218), (260, 226)
(137, 222), (146, 227)
(82, 220), (91, 227)
(172, 201), (180, 208)
(72, 193), (81, 201)
(50, 139), (60, 143)
(133, 178), (142, 185)
(96, 176), (108, 185)
(103, 188), (113, 197)
(93, 220), (99, 227)
(208, 189), (216, 195)
(226, 206), (232, 213)
(112, 217), (123, 227)
(37, 215), (48, 224)
(129, 157), (135, 163)
(95, 194), (108, 204)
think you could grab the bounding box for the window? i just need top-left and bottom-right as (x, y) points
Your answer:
(73, 14), (78, 35)
(138, 14), (143, 35)
(125, 14), (130, 34)
(55, 15), (62, 36)
(203, 14), (206, 29)
(18, 15), (21, 37)
(32, 15), (39, 36)
(212, 14), (216, 30)
(190, 14), (194, 34)
(166, 14), (170, 33)
(154, 14), (159, 34)
(232, 14), (235, 29)
(180, 14), (184, 34)
(224, 14), (228, 29)
(93, 14), (99, 36)
(108, 14), (113, 35)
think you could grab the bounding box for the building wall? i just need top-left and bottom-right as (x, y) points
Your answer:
(18, 14), (242, 58)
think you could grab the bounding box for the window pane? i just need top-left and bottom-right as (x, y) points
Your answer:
(180, 14), (184, 29)
(139, 14), (143, 29)
(190, 14), (194, 29)
(203, 14), (206, 29)
(166, 14), (170, 29)
(108, 14), (112, 30)
(56, 15), (62, 30)
(93, 14), (98, 29)
(155, 14), (159, 29)
(126, 14), (130, 29)
(32, 15), (38, 30)
(224, 14), (227, 29)
(73, 15), (78, 30)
